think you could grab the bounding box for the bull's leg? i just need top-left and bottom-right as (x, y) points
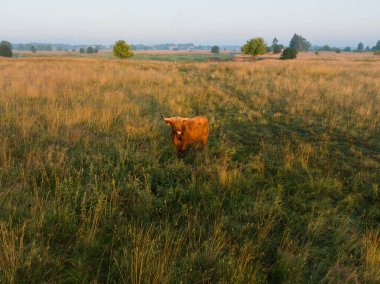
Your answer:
(180, 143), (187, 158)
(176, 143), (187, 159)
(177, 149), (187, 159)
(194, 142), (200, 151)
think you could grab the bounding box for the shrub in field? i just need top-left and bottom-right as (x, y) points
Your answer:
(79, 48), (85, 54)
(0, 43), (12, 57)
(335, 48), (341, 53)
(211, 45), (220, 54)
(113, 40), (133, 59)
(281, 48), (297, 60)
(241, 37), (267, 61)
(374, 51), (380, 56)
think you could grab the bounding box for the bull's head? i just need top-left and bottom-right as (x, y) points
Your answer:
(162, 116), (185, 135)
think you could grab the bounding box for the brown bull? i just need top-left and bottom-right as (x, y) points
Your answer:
(162, 115), (209, 157)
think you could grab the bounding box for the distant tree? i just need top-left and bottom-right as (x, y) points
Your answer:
(241, 37), (267, 61)
(86, 46), (95, 54)
(274, 44), (284, 54)
(211, 45), (220, 54)
(271, 37), (277, 53)
(357, 42), (364, 52)
(343, 46), (351, 52)
(113, 40), (133, 59)
(319, 45), (332, 51)
(94, 48), (98, 53)
(30, 45), (37, 53)
(335, 48), (341, 53)
(79, 48), (85, 54)
(372, 40), (380, 51)
(280, 48), (297, 60)
(0, 43), (12, 57)
(289, 34), (311, 52)
(272, 37), (283, 54)
(365, 46), (370, 52)
(0, 41), (12, 50)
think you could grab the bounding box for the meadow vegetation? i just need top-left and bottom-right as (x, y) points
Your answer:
(0, 54), (379, 283)
(13, 51), (236, 62)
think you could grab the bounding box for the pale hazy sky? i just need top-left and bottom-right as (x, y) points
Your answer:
(1, 0), (379, 47)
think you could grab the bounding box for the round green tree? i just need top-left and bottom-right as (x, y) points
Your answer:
(0, 43), (12, 57)
(86, 46), (95, 54)
(211, 45), (220, 54)
(113, 40), (133, 59)
(241, 37), (267, 61)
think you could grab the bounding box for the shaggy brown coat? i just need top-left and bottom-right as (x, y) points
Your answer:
(163, 116), (209, 157)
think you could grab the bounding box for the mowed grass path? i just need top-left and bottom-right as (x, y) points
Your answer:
(0, 56), (379, 283)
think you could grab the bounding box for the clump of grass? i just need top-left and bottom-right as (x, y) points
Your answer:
(115, 225), (184, 284)
(0, 220), (26, 283)
(363, 229), (380, 282)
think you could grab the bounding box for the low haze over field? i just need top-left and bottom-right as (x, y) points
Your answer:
(1, 0), (379, 46)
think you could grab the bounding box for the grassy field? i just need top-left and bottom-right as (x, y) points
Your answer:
(0, 54), (379, 283)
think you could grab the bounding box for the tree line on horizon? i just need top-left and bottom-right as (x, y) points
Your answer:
(1, 36), (380, 58)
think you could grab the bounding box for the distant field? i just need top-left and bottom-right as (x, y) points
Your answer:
(14, 49), (380, 62)
(0, 53), (379, 283)
(14, 50), (237, 62)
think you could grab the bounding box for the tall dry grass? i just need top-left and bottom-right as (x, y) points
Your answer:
(0, 54), (379, 282)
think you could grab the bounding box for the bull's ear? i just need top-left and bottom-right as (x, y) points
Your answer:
(163, 118), (172, 126)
